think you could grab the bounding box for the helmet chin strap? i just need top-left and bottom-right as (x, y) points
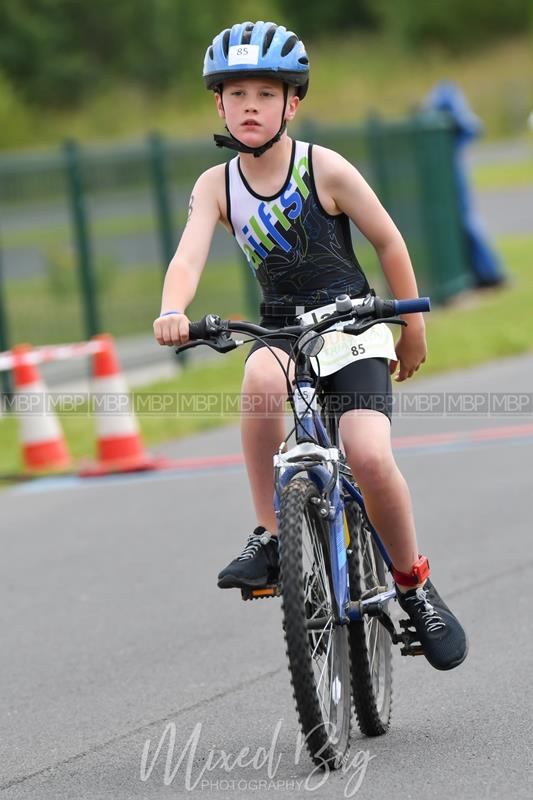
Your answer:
(213, 85), (289, 158)
(213, 123), (287, 157)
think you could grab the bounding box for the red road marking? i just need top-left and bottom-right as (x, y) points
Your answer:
(165, 423), (533, 472)
(393, 422), (533, 448)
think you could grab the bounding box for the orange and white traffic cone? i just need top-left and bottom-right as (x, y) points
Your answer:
(12, 344), (71, 472)
(79, 334), (171, 476)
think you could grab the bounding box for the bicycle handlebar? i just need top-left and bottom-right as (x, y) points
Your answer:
(179, 293), (431, 354)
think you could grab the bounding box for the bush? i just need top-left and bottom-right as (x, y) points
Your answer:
(0, 0), (531, 111)
(0, 0), (284, 107)
(376, 0), (533, 51)
(0, 71), (33, 148)
(282, 0), (379, 38)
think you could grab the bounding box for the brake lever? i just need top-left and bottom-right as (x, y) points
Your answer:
(175, 335), (237, 356)
(174, 341), (199, 355)
(342, 317), (407, 335)
(205, 335), (238, 353)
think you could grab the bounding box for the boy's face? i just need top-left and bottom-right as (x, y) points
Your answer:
(214, 78), (299, 147)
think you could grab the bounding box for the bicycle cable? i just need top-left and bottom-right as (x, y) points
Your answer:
(233, 331), (300, 439)
(234, 329), (324, 448)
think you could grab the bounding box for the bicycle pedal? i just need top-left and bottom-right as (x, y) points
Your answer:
(400, 643), (425, 657)
(241, 584), (280, 601)
(395, 617), (424, 655)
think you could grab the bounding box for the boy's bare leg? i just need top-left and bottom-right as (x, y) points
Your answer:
(339, 409), (421, 588)
(242, 366), (422, 582)
(339, 411), (468, 670)
(240, 348), (293, 534)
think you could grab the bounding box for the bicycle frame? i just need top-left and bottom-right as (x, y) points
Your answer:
(175, 291), (430, 655)
(273, 368), (396, 626)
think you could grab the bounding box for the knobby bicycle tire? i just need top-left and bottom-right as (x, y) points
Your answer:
(345, 497), (393, 735)
(279, 477), (351, 768)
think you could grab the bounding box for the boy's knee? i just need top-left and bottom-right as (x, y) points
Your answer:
(345, 446), (394, 487)
(242, 355), (288, 414)
(243, 351), (289, 391)
(243, 364), (284, 394)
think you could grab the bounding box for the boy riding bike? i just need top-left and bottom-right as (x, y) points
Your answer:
(153, 21), (468, 671)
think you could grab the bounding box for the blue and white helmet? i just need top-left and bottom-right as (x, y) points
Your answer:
(203, 21), (309, 99)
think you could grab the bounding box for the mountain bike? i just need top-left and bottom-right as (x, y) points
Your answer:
(175, 292), (431, 768)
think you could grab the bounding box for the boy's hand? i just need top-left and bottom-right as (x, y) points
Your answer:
(153, 313), (190, 346)
(389, 324), (427, 382)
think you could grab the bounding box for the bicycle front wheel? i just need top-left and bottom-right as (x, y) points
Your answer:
(279, 477), (351, 768)
(345, 498), (393, 735)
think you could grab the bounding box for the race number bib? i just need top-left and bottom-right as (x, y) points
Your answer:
(228, 45), (260, 66)
(297, 301), (397, 377)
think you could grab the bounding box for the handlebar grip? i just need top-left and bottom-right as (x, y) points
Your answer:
(187, 313), (223, 341)
(393, 297), (431, 315)
(187, 320), (205, 341)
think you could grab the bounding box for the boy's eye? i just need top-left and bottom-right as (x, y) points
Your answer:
(229, 88), (276, 98)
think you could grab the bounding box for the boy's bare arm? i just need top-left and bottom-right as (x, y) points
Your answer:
(313, 146), (426, 380)
(154, 165), (224, 345)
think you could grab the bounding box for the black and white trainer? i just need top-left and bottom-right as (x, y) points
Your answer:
(217, 527), (279, 589)
(396, 578), (468, 671)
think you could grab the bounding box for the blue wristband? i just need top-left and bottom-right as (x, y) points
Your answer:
(160, 310), (183, 317)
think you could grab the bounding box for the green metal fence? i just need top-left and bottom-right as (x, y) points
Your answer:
(0, 111), (471, 358)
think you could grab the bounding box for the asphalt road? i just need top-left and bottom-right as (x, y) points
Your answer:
(1, 353), (532, 799)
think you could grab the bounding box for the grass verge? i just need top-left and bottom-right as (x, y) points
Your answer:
(471, 158), (533, 191)
(4, 257), (248, 345)
(422, 235), (533, 372)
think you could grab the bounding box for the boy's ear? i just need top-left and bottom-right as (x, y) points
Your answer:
(214, 92), (225, 119)
(285, 94), (300, 122)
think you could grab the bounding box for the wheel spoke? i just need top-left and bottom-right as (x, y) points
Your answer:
(316, 628), (333, 701)
(369, 620), (379, 679)
(310, 615), (333, 659)
(304, 567), (326, 606)
(308, 598), (330, 619)
(302, 518), (329, 601)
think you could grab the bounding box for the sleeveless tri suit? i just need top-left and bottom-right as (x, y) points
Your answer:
(225, 139), (392, 419)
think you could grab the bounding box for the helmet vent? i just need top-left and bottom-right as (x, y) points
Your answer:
(263, 24), (277, 55)
(242, 23), (254, 45)
(222, 30), (230, 58)
(298, 56), (309, 65)
(208, 46), (214, 61)
(281, 35), (298, 57)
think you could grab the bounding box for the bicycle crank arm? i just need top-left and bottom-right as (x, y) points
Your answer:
(374, 613), (425, 657)
(347, 588), (397, 621)
(347, 594), (425, 656)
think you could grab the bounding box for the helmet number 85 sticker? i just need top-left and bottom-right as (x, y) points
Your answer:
(228, 44), (260, 66)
